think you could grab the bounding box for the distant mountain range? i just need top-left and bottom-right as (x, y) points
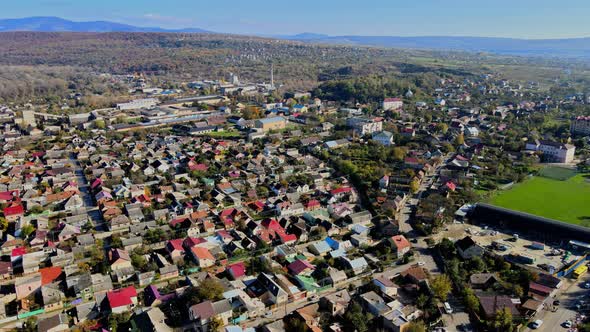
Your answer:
(2, 17), (590, 58)
(0, 16), (210, 33)
(283, 34), (590, 58)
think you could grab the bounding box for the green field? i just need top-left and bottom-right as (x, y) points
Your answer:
(489, 170), (590, 227)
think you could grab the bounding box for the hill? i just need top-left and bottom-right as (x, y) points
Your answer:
(285, 35), (590, 58)
(0, 16), (209, 33)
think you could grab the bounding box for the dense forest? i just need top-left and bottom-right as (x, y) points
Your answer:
(0, 32), (588, 104)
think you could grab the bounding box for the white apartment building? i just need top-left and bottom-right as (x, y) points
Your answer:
(347, 117), (383, 136)
(525, 140), (576, 163)
(382, 98), (403, 111)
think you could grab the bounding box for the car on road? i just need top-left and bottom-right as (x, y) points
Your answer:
(530, 319), (543, 329)
(553, 300), (560, 306)
(583, 282), (590, 289)
(458, 324), (474, 332)
(444, 302), (453, 314)
(417, 261), (425, 266)
(410, 238), (418, 243)
(264, 311), (273, 318)
(309, 294), (319, 301)
(563, 320), (573, 328)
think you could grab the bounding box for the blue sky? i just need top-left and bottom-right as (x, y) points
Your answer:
(4, 0), (590, 38)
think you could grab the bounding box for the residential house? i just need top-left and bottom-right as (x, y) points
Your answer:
(389, 235), (411, 257)
(191, 247), (216, 268)
(107, 286), (138, 314)
(455, 236), (484, 259)
(373, 277), (399, 297)
(320, 289), (351, 316)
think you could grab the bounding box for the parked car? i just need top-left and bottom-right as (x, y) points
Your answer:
(530, 320), (543, 329)
(563, 320), (572, 328)
(444, 302), (453, 314)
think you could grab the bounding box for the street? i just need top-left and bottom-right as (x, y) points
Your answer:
(523, 274), (590, 332)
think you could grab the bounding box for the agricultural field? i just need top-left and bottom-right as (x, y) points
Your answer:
(489, 167), (590, 227)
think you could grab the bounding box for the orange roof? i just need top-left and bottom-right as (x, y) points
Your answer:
(39, 266), (62, 285)
(391, 235), (411, 250)
(191, 247), (215, 261)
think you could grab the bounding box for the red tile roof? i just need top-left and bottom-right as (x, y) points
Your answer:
(191, 247), (215, 261)
(330, 187), (352, 195)
(39, 266), (62, 285)
(167, 239), (184, 252)
(390, 235), (411, 251)
(3, 205), (24, 217)
(107, 286), (137, 308)
(11, 247), (26, 257)
(227, 262), (246, 278)
(183, 237), (207, 248)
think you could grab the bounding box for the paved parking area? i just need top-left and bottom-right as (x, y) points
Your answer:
(432, 223), (571, 273)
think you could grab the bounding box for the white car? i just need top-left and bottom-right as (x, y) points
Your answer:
(444, 302), (453, 314)
(417, 261), (425, 266)
(530, 319), (543, 329)
(563, 320), (572, 328)
(264, 311), (273, 318)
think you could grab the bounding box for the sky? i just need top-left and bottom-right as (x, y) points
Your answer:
(3, 0), (590, 39)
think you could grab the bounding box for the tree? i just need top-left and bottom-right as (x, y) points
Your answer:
(405, 321), (426, 332)
(410, 178), (420, 193)
(491, 307), (513, 332)
(416, 293), (429, 309)
(21, 224), (36, 237)
(344, 303), (371, 332)
(110, 235), (123, 249)
(284, 316), (310, 332)
(392, 147), (407, 161)
(463, 287), (480, 313)
(431, 274), (452, 301)
(435, 123), (449, 134)
(197, 278), (224, 301)
(131, 253), (147, 270)
(208, 317), (223, 332)
(0, 217), (6, 232)
(454, 133), (465, 146)
(95, 119), (106, 129)
(511, 284), (524, 298)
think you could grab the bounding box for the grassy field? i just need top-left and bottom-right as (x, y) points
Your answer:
(489, 171), (590, 227)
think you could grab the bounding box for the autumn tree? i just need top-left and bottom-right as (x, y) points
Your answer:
(431, 274), (453, 301)
(405, 321), (426, 332)
(491, 307), (513, 332)
(410, 178), (421, 193)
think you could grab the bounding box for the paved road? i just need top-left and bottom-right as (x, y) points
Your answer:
(441, 295), (471, 331)
(523, 274), (590, 332)
(398, 155), (450, 234)
(69, 154), (104, 228)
